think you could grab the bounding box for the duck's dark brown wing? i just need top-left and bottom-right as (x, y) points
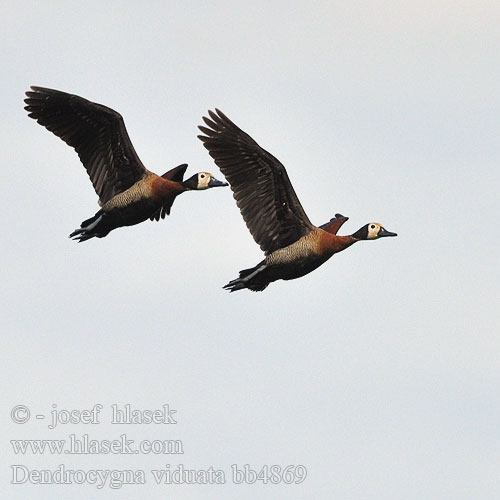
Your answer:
(24, 86), (148, 205)
(198, 109), (315, 255)
(150, 163), (188, 221)
(319, 214), (349, 234)
(160, 163), (188, 183)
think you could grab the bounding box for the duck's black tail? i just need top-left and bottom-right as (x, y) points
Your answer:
(223, 263), (269, 292)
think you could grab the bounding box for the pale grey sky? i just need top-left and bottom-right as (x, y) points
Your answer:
(2, 1), (499, 499)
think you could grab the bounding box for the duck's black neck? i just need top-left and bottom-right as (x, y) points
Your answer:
(351, 225), (368, 240)
(180, 176), (197, 190)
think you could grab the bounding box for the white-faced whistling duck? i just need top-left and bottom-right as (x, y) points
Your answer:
(198, 109), (397, 292)
(24, 87), (228, 242)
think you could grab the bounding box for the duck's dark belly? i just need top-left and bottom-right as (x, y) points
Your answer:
(267, 255), (333, 282)
(104, 198), (161, 228)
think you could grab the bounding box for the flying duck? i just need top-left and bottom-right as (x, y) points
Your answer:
(198, 109), (397, 292)
(24, 87), (227, 242)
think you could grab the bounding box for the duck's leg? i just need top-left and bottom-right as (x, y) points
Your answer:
(223, 263), (269, 292)
(69, 213), (105, 242)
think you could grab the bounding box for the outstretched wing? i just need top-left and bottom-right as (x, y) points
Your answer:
(24, 86), (148, 205)
(198, 109), (315, 255)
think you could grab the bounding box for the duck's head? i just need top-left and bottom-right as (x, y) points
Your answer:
(352, 222), (397, 240)
(182, 172), (228, 190)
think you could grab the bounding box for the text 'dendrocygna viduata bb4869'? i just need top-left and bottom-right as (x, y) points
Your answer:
(24, 87), (227, 242)
(198, 109), (397, 292)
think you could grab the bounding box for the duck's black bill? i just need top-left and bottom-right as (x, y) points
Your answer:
(379, 228), (397, 237)
(209, 177), (229, 187)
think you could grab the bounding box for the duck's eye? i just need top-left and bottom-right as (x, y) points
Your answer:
(200, 174), (206, 179)
(370, 224), (376, 229)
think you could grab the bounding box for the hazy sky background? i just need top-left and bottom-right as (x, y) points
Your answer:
(2, 1), (499, 498)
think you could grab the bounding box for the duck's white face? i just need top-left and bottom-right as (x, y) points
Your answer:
(194, 172), (228, 190)
(367, 222), (382, 239)
(366, 222), (398, 239)
(196, 172), (212, 189)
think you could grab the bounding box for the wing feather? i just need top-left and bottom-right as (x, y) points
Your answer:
(24, 86), (148, 204)
(198, 109), (315, 255)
